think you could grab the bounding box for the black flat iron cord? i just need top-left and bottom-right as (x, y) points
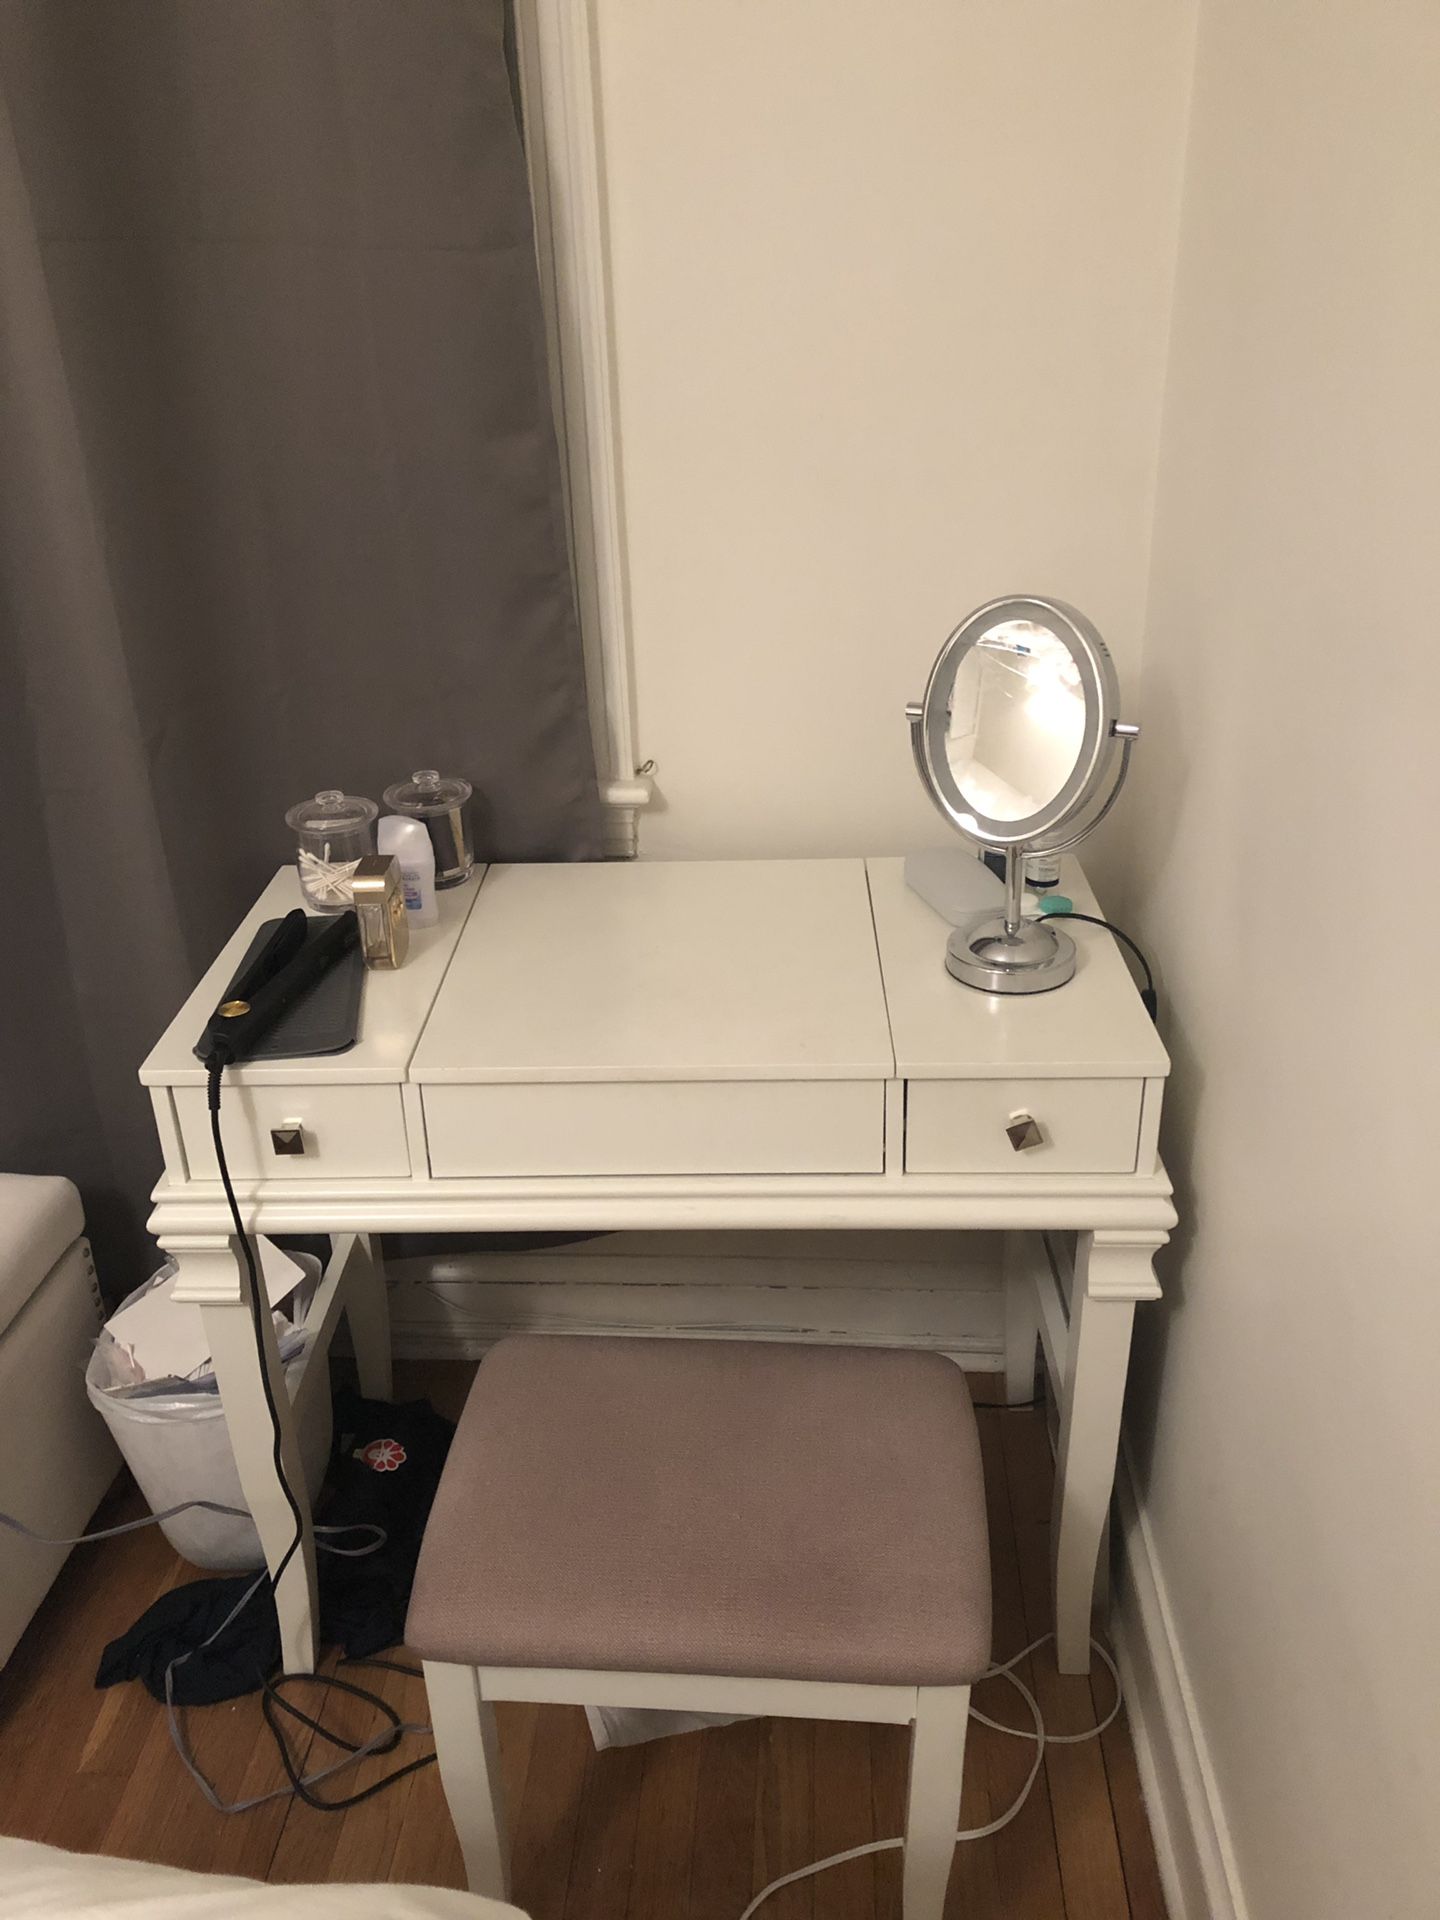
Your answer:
(1037, 911), (1158, 1020)
(203, 1057), (434, 1811)
(206, 1060), (306, 1595)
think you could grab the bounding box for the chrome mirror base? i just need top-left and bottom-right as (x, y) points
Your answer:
(944, 916), (1076, 995)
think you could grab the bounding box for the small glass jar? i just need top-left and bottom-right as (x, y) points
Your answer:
(382, 769), (474, 888)
(284, 789), (378, 912)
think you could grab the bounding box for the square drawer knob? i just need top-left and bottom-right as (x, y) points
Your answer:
(1005, 1112), (1045, 1152)
(270, 1122), (307, 1157)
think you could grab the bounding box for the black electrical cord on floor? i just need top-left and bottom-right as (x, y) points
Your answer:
(261, 1671), (435, 1811)
(203, 1056), (434, 1813)
(1037, 911), (1158, 1021)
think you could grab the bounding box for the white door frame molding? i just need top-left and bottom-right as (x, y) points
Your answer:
(513, 0), (653, 852)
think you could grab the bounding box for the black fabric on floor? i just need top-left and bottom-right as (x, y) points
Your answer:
(95, 1574), (279, 1705)
(96, 1389), (454, 1703)
(321, 1388), (455, 1659)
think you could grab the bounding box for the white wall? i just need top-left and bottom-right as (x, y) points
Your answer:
(1115, 3), (1440, 1915)
(581, 13), (1439, 1908)
(593, 0), (1194, 860)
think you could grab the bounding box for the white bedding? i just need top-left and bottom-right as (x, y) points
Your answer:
(0, 1839), (528, 1920)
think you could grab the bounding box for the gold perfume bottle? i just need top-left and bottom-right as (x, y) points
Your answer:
(350, 854), (409, 968)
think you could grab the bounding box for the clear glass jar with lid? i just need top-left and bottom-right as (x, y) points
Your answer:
(381, 769), (474, 888)
(284, 789), (378, 911)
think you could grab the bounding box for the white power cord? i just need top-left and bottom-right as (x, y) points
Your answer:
(737, 1634), (1122, 1920)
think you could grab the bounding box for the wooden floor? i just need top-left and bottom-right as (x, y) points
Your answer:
(0, 1362), (1166, 1919)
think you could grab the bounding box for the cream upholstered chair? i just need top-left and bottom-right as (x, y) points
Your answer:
(407, 1336), (991, 1920)
(0, 1175), (119, 1666)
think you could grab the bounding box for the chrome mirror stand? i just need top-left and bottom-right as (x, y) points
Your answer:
(944, 844), (1077, 993)
(905, 597), (1139, 997)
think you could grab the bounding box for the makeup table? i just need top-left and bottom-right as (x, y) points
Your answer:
(140, 856), (1173, 1676)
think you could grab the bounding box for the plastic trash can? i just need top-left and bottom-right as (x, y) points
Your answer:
(86, 1255), (331, 1570)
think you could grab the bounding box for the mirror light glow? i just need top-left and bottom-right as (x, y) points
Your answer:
(945, 620), (1086, 821)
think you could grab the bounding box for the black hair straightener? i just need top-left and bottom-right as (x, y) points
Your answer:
(198, 907), (359, 1070)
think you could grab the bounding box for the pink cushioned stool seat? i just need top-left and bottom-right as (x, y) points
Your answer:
(406, 1335), (991, 1687)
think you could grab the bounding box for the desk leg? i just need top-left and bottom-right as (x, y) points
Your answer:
(344, 1233), (393, 1401)
(186, 1246), (318, 1677)
(1051, 1230), (1162, 1674)
(1002, 1231), (1041, 1406)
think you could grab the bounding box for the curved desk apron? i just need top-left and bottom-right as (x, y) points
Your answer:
(140, 855), (1173, 1677)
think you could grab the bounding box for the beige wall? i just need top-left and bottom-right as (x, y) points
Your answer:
(1115, 2), (1440, 1914)
(591, 7), (1438, 1910)
(594, 0), (1194, 859)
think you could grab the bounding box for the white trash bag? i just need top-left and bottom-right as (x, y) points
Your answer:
(585, 1705), (751, 1751)
(86, 1247), (330, 1571)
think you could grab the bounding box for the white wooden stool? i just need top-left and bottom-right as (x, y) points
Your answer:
(407, 1336), (992, 1920)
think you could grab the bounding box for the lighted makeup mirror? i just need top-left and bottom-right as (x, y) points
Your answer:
(906, 595), (1139, 993)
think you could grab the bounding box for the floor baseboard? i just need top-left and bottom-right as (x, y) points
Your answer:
(1112, 1440), (1249, 1920)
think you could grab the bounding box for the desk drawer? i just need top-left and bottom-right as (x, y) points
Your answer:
(174, 1083), (412, 1180)
(905, 1077), (1141, 1174)
(423, 1080), (884, 1178)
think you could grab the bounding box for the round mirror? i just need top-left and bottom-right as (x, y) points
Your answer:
(915, 596), (1120, 848)
(905, 596), (1137, 995)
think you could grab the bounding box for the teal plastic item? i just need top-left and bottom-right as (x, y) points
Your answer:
(1038, 894), (1074, 914)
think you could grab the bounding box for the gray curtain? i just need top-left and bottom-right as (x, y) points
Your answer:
(0, 1), (602, 1284)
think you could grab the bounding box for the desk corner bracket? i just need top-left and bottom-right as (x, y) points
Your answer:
(1081, 1228), (1167, 1302)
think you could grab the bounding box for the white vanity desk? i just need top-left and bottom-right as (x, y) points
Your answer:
(141, 855), (1173, 1678)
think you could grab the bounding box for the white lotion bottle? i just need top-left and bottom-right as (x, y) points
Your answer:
(377, 814), (439, 928)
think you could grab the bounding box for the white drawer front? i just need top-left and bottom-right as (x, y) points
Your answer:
(905, 1077), (1142, 1175)
(423, 1080), (884, 1178)
(174, 1083), (412, 1180)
